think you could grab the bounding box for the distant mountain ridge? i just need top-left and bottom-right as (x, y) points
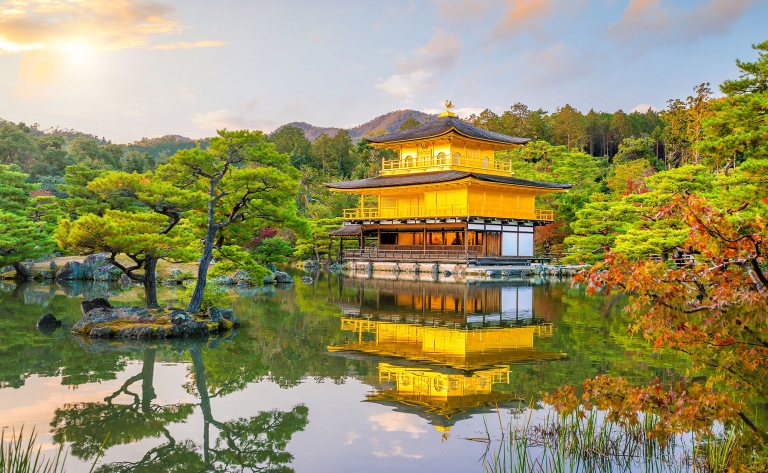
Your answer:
(280, 109), (437, 141)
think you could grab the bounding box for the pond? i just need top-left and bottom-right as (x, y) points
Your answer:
(0, 270), (690, 472)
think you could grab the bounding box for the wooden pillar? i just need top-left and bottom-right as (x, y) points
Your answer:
(464, 223), (468, 260)
(423, 227), (427, 252)
(377, 227), (381, 247)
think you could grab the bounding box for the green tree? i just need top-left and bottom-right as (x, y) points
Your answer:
(68, 137), (122, 170)
(397, 117), (421, 132)
(159, 130), (307, 314)
(253, 237), (295, 266)
(56, 171), (201, 308)
(0, 122), (39, 172)
(0, 165), (57, 278)
(551, 104), (586, 151)
(698, 40), (768, 169)
(269, 125), (312, 169)
(30, 135), (74, 180)
(563, 197), (639, 264)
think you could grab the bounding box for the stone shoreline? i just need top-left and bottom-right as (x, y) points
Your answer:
(71, 299), (241, 340)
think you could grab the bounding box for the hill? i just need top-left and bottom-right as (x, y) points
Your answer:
(280, 109), (436, 141)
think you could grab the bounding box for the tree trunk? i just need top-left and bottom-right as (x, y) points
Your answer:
(12, 261), (32, 280)
(141, 349), (157, 414)
(187, 181), (218, 314)
(144, 257), (160, 309)
(190, 346), (214, 463)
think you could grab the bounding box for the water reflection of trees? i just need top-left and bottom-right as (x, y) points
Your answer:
(50, 341), (308, 473)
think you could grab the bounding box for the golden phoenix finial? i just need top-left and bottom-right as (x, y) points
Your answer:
(445, 100), (454, 110)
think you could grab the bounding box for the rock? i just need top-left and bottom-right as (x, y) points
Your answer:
(263, 272), (275, 285)
(72, 305), (231, 340)
(83, 253), (109, 279)
(37, 313), (62, 332)
(89, 327), (113, 338)
(212, 275), (234, 286)
(232, 270), (252, 285)
(56, 261), (84, 280)
(443, 270), (453, 277)
(274, 271), (293, 284)
(207, 307), (224, 322)
(81, 297), (112, 316)
(119, 274), (132, 287)
(93, 263), (123, 281)
(329, 263), (341, 270)
(301, 276), (313, 284)
(52, 252), (62, 258)
(223, 310), (240, 327)
(170, 309), (193, 325)
(38, 270), (55, 280)
(49, 261), (57, 270)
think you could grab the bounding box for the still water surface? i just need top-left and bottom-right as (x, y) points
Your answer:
(0, 270), (688, 472)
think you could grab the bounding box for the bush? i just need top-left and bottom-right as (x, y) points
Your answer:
(174, 281), (231, 313)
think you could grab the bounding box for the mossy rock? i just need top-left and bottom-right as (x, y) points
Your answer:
(72, 306), (240, 340)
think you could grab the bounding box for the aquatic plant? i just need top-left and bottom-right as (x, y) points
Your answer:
(481, 406), (742, 473)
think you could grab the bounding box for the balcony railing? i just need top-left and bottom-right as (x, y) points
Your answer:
(381, 154), (512, 174)
(342, 205), (554, 221)
(344, 248), (479, 263)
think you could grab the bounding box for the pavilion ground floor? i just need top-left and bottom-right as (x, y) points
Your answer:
(331, 219), (549, 265)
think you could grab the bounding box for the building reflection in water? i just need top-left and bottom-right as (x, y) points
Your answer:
(327, 279), (566, 438)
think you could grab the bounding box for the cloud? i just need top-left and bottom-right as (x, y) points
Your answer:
(435, 0), (495, 20)
(423, 106), (485, 117)
(344, 431), (360, 445)
(630, 103), (659, 112)
(397, 28), (462, 73)
(517, 42), (589, 87)
(372, 445), (424, 459)
(374, 71), (434, 100)
(369, 412), (428, 439)
(176, 86), (196, 102)
(489, 0), (560, 40)
(610, 0), (754, 44)
(0, 0), (181, 54)
(190, 109), (278, 134)
(150, 40), (227, 50)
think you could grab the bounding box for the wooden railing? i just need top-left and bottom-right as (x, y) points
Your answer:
(342, 206), (554, 221)
(381, 154), (512, 174)
(345, 248), (479, 263)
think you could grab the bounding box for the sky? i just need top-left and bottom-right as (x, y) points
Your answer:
(0, 0), (766, 143)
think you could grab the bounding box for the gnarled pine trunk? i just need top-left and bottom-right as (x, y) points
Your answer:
(143, 257), (160, 309)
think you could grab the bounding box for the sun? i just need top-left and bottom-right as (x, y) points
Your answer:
(60, 43), (94, 65)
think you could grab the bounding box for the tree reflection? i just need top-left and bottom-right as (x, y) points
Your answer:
(50, 343), (308, 473)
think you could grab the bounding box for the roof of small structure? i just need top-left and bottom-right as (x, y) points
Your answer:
(328, 224), (362, 236)
(324, 170), (573, 190)
(366, 115), (530, 146)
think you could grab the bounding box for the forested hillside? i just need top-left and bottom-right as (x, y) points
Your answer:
(280, 109), (434, 141)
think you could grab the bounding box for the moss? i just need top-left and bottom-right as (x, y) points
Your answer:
(219, 319), (233, 331)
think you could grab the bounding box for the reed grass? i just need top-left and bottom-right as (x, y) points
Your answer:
(481, 406), (738, 473)
(0, 426), (106, 473)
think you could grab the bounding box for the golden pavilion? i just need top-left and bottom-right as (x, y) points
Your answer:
(325, 104), (572, 264)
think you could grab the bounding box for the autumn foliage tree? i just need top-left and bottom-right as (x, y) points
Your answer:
(551, 40), (768, 468)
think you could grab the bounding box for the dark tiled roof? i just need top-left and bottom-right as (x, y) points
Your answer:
(366, 116), (530, 145)
(328, 224), (362, 236)
(325, 171), (469, 189)
(325, 171), (572, 190)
